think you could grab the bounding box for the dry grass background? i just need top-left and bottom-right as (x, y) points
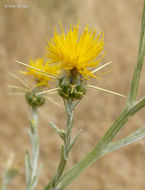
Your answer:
(0, 0), (145, 189)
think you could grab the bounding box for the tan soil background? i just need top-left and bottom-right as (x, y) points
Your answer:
(0, 0), (145, 190)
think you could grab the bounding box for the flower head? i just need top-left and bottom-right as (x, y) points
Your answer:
(46, 23), (105, 79)
(22, 58), (61, 86)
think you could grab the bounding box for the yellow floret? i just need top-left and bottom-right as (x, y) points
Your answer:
(46, 23), (105, 79)
(23, 58), (61, 86)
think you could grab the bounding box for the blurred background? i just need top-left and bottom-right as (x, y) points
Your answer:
(0, 0), (145, 189)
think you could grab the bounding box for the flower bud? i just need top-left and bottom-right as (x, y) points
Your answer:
(25, 91), (45, 107)
(58, 69), (87, 100)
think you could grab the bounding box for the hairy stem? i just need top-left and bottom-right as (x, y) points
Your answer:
(56, 96), (145, 190)
(45, 99), (76, 190)
(127, 0), (145, 106)
(25, 106), (41, 190)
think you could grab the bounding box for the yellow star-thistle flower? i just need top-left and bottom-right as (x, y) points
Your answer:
(46, 23), (105, 79)
(22, 58), (61, 86)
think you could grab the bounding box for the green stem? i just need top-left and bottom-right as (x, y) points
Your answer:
(63, 99), (74, 158)
(25, 106), (41, 190)
(31, 107), (39, 181)
(56, 96), (145, 190)
(127, 0), (145, 107)
(45, 100), (75, 190)
(56, 124), (145, 190)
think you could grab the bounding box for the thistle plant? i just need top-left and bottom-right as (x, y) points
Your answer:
(7, 1), (145, 189)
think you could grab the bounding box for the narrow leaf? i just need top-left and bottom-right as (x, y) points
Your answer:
(127, 0), (145, 106)
(69, 129), (82, 152)
(49, 121), (65, 140)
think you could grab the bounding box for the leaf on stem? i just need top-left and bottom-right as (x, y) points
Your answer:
(69, 129), (82, 152)
(49, 121), (66, 140)
(104, 125), (145, 153)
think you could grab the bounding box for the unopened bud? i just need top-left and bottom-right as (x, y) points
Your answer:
(25, 91), (45, 107)
(58, 69), (87, 100)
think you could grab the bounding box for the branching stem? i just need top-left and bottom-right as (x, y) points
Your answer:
(44, 99), (77, 190)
